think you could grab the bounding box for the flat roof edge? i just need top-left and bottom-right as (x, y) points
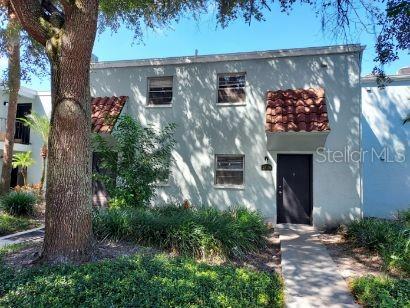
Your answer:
(91, 44), (365, 70)
(361, 74), (410, 83)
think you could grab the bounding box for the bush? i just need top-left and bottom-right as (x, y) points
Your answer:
(92, 115), (175, 208)
(346, 218), (410, 275)
(0, 254), (284, 307)
(0, 214), (39, 236)
(350, 275), (410, 307)
(93, 205), (268, 259)
(0, 191), (36, 216)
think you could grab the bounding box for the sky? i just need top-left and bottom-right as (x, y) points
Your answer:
(19, 3), (410, 91)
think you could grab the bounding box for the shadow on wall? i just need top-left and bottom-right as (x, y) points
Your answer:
(90, 50), (362, 226)
(362, 81), (410, 218)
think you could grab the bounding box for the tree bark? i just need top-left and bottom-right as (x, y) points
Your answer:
(0, 8), (20, 194)
(39, 144), (47, 192)
(40, 2), (99, 263)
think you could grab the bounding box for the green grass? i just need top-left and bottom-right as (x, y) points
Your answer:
(93, 205), (269, 259)
(345, 217), (410, 275)
(350, 275), (410, 307)
(0, 213), (39, 236)
(0, 253), (284, 307)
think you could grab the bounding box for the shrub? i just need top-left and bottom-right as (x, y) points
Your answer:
(93, 205), (268, 259)
(0, 214), (39, 236)
(92, 115), (175, 208)
(350, 275), (410, 307)
(346, 218), (410, 275)
(0, 191), (37, 216)
(0, 254), (284, 307)
(397, 209), (410, 227)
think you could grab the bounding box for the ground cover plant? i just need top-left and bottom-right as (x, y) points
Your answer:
(345, 212), (410, 276)
(0, 213), (39, 236)
(350, 275), (410, 307)
(93, 205), (268, 259)
(0, 253), (284, 307)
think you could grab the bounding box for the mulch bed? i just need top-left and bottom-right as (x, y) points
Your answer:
(319, 232), (397, 282)
(2, 229), (282, 275)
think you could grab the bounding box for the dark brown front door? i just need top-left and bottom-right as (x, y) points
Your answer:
(277, 154), (312, 224)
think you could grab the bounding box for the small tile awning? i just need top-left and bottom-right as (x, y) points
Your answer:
(91, 96), (128, 133)
(265, 88), (330, 133)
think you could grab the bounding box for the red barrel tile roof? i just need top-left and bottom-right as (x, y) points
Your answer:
(91, 96), (128, 133)
(265, 88), (330, 132)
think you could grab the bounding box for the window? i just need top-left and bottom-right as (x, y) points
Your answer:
(215, 155), (244, 186)
(147, 76), (173, 106)
(217, 73), (246, 104)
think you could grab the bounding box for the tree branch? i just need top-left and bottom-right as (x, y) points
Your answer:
(9, 0), (48, 45)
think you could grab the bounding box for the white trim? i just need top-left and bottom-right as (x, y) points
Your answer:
(361, 74), (410, 83)
(91, 45), (365, 70)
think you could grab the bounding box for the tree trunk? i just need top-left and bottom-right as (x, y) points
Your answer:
(39, 144), (47, 192)
(40, 4), (98, 263)
(0, 9), (20, 194)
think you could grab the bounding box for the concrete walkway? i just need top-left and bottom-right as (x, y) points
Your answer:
(277, 224), (358, 308)
(0, 226), (44, 248)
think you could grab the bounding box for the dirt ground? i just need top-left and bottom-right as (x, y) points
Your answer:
(319, 232), (389, 282)
(2, 229), (282, 274)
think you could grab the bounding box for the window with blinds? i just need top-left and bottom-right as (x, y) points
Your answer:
(148, 76), (173, 106)
(217, 73), (246, 104)
(215, 155), (244, 186)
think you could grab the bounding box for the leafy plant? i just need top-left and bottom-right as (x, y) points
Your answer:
(0, 253), (284, 307)
(93, 204), (268, 259)
(11, 151), (35, 186)
(93, 115), (176, 208)
(346, 218), (410, 275)
(18, 112), (50, 192)
(0, 191), (37, 216)
(350, 275), (410, 307)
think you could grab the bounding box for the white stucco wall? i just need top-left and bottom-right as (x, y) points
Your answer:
(361, 76), (410, 218)
(90, 46), (363, 228)
(0, 88), (50, 186)
(27, 92), (51, 185)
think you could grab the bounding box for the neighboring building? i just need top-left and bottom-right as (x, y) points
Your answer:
(90, 44), (364, 228)
(0, 87), (50, 186)
(10, 45), (407, 227)
(361, 70), (410, 218)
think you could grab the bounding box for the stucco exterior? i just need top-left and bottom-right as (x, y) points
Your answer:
(361, 74), (410, 218)
(90, 45), (364, 228)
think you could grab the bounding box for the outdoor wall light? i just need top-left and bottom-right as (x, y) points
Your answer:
(261, 156), (273, 171)
(3, 101), (8, 106)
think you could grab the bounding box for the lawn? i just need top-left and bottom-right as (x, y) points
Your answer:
(0, 252), (284, 307)
(0, 213), (40, 237)
(344, 212), (410, 307)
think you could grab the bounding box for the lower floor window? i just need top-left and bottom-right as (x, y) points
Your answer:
(215, 155), (244, 186)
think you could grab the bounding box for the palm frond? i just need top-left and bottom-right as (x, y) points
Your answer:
(17, 111), (50, 144)
(12, 151), (35, 169)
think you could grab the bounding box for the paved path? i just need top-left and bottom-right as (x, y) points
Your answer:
(277, 224), (358, 308)
(0, 226), (44, 248)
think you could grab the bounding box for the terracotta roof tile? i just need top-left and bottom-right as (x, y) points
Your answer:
(265, 88), (330, 132)
(91, 96), (128, 133)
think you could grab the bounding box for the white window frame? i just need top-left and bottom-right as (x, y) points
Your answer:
(214, 154), (245, 189)
(146, 76), (174, 108)
(216, 72), (247, 106)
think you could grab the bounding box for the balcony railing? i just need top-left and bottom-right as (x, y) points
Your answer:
(0, 117), (30, 145)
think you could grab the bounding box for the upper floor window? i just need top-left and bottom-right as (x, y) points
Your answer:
(147, 76), (173, 106)
(214, 154), (244, 186)
(217, 73), (246, 105)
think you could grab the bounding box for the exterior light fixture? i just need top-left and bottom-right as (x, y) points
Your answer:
(261, 156), (272, 171)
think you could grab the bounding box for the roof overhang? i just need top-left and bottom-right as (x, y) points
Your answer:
(266, 131), (330, 151)
(91, 44), (365, 69)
